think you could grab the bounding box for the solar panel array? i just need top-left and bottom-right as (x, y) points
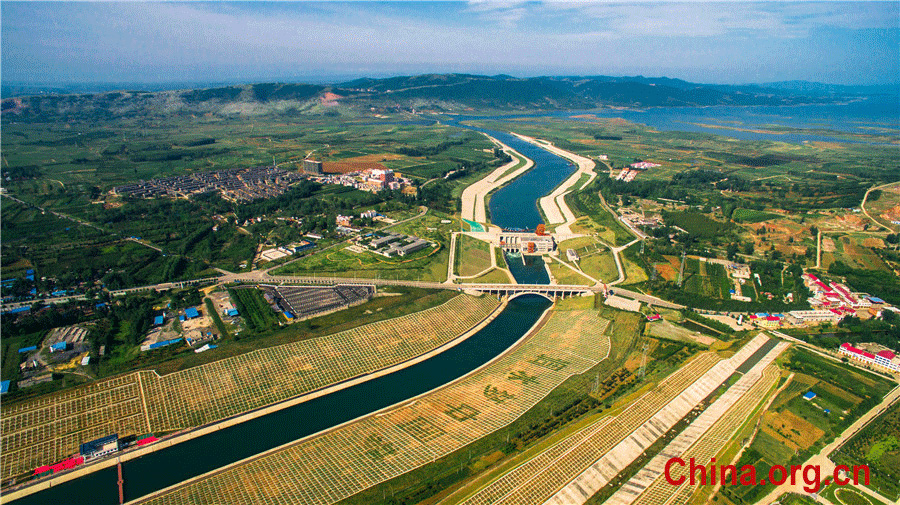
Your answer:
(137, 309), (612, 505)
(269, 284), (375, 319)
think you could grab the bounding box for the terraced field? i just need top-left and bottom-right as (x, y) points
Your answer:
(0, 374), (149, 480)
(142, 294), (499, 430)
(1, 294), (498, 480)
(134, 309), (612, 505)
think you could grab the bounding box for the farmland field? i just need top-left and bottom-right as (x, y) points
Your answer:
(832, 402), (900, 501)
(228, 287), (281, 331)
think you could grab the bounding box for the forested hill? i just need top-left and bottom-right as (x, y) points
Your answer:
(1, 74), (860, 121)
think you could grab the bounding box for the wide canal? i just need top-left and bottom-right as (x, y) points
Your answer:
(14, 295), (553, 505)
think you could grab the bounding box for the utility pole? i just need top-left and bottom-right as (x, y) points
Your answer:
(638, 342), (649, 380)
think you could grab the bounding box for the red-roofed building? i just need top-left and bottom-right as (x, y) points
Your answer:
(839, 343), (900, 372)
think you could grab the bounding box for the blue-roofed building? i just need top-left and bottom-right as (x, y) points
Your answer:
(867, 297), (886, 305)
(80, 434), (119, 458)
(283, 311), (294, 319)
(18, 345), (38, 354)
(95, 302), (107, 309)
(803, 391), (817, 401)
(184, 307), (200, 319)
(226, 308), (239, 317)
(4, 306), (30, 315)
(50, 342), (68, 353)
(0, 380), (9, 394)
(179, 315), (185, 322)
(25, 270), (35, 281)
(153, 315), (164, 326)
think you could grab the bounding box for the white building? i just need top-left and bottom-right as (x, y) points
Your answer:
(839, 343), (900, 372)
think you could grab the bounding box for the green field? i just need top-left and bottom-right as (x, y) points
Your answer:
(228, 287), (281, 332)
(558, 237), (618, 282)
(833, 402), (900, 501)
(274, 211), (454, 282)
(681, 258), (733, 299)
(456, 234), (492, 277)
(723, 347), (895, 505)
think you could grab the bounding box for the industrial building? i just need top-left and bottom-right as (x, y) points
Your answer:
(785, 309), (845, 326)
(80, 434), (120, 459)
(265, 284), (375, 321)
(498, 233), (555, 254)
(302, 159), (324, 176)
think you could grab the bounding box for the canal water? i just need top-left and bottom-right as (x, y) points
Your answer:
(440, 116), (577, 231)
(18, 114), (585, 504)
(14, 295), (552, 505)
(504, 252), (551, 285)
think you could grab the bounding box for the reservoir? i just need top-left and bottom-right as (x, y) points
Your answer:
(13, 295), (553, 505)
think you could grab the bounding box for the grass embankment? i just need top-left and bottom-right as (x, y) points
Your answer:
(465, 269), (512, 284)
(548, 259), (593, 285)
(566, 186), (634, 246)
(455, 234), (492, 277)
(558, 237), (619, 283)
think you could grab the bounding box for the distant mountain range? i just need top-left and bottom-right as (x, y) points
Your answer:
(2, 74), (894, 120)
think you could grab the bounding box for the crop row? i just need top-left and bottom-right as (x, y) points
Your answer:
(144, 294), (499, 431)
(138, 310), (611, 505)
(461, 352), (722, 505)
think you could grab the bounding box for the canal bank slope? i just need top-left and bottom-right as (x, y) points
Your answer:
(2, 294), (502, 503)
(510, 133), (596, 235)
(131, 304), (612, 505)
(461, 136), (534, 225)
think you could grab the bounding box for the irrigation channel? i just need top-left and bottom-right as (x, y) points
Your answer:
(13, 296), (553, 504)
(14, 117), (586, 504)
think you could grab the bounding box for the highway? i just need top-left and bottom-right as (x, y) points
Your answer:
(3, 270), (684, 311)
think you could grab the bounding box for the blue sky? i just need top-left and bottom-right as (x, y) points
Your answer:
(2, 1), (898, 85)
